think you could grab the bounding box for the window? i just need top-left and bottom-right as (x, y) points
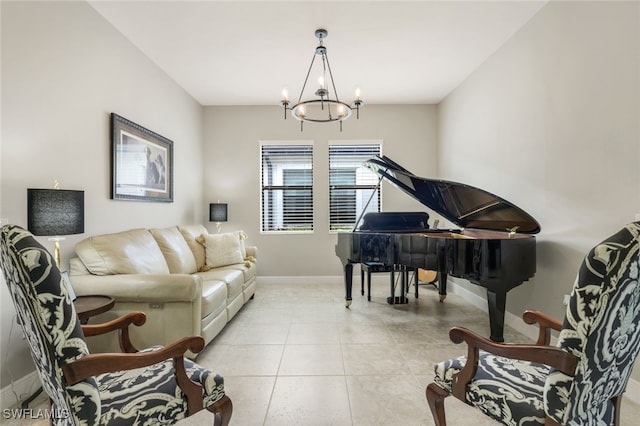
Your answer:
(260, 143), (313, 232)
(329, 143), (382, 231)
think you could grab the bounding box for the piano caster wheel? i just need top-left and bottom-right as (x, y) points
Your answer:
(345, 300), (352, 308)
(439, 294), (446, 303)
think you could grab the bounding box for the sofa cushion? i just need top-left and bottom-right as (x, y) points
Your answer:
(75, 229), (169, 275)
(150, 227), (197, 274)
(201, 280), (227, 318)
(195, 268), (244, 301)
(225, 261), (257, 283)
(178, 225), (208, 271)
(201, 232), (244, 268)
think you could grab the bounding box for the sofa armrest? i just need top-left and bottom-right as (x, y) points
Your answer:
(245, 246), (258, 259)
(70, 273), (203, 303)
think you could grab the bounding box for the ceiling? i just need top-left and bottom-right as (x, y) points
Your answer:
(88, 1), (549, 106)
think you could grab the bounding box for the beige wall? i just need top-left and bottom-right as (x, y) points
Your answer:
(438, 0), (640, 380)
(203, 105), (438, 276)
(1, 1), (204, 393)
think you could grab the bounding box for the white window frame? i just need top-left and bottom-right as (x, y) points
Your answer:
(259, 140), (314, 234)
(328, 140), (383, 232)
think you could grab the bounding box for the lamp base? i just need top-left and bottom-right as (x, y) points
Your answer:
(48, 236), (65, 268)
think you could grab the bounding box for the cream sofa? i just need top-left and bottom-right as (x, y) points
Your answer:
(69, 224), (257, 356)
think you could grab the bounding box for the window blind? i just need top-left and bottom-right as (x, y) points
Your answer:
(329, 144), (381, 231)
(261, 144), (313, 232)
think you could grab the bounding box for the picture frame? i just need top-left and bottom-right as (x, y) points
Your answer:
(110, 113), (173, 202)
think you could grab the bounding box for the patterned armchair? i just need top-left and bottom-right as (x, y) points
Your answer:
(426, 222), (640, 425)
(0, 225), (232, 425)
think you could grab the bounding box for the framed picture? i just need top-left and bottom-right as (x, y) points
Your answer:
(110, 113), (173, 202)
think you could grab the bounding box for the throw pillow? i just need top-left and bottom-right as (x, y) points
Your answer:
(234, 230), (248, 258)
(200, 232), (245, 268)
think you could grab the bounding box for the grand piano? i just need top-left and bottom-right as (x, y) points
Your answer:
(335, 155), (541, 342)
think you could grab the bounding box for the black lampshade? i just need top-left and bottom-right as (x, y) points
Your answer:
(209, 203), (228, 222)
(27, 189), (84, 236)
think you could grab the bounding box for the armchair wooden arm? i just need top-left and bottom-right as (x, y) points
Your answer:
(63, 336), (206, 415)
(449, 327), (578, 401)
(62, 335), (205, 384)
(77, 313), (210, 417)
(522, 309), (563, 346)
(81, 311), (147, 353)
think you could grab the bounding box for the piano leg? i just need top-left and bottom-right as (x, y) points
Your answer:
(344, 263), (353, 308)
(437, 242), (448, 302)
(486, 289), (506, 342)
(438, 273), (448, 302)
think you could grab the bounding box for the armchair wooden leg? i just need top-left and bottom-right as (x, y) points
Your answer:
(612, 395), (622, 426)
(426, 383), (449, 426)
(208, 395), (233, 426)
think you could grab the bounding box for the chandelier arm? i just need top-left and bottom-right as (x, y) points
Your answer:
(323, 52), (341, 102)
(298, 52), (319, 104)
(321, 54), (328, 97)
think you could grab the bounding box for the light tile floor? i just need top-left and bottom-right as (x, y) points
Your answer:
(7, 276), (640, 425)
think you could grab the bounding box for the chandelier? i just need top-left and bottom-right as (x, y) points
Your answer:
(281, 29), (363, 131)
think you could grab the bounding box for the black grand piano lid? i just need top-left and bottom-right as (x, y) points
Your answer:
(365, 155), (541, 234)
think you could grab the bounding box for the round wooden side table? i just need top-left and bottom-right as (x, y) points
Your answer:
(74, 295), (115, 323)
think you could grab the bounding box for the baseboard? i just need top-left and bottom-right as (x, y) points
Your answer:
(0, 370), (41, 410)
(259, 275), (342, 285)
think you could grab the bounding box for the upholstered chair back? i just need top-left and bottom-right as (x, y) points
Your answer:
(545, 222), (640, 424)
(1, 225), (100, 425)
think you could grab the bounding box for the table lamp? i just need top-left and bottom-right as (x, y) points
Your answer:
(27, 188), (84, 267)
(209, 202), (228, 233)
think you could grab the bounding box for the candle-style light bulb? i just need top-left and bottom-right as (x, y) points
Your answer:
(318, 76), (325, 89)
(353, 87), (363, 119)
(281, 87), (290, 119)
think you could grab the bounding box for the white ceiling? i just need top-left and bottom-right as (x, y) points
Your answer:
(88, 1), (549, 106)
